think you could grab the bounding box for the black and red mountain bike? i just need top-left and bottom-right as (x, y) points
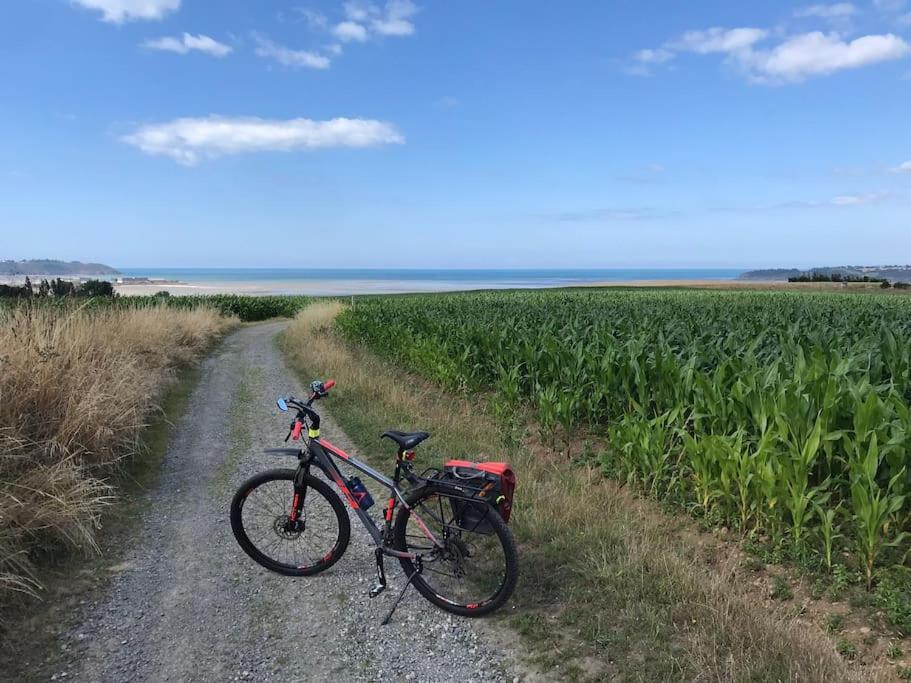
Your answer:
(230, 379), (518, 623)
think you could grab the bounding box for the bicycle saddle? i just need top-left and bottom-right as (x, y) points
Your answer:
(381, 430), (430, 450)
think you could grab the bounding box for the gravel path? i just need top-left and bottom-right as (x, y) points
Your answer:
(50, 322), (515, 682)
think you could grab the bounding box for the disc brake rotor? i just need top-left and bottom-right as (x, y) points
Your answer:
(273, 515), (304, 539)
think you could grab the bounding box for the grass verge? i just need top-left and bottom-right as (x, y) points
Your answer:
(0, 360), (206, 676)
(0, 304), (234, 604)
(279, 301), (884, 682)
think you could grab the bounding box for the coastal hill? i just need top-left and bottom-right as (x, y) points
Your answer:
(0, 259), (120, 276)
(740, 265), (911, 283)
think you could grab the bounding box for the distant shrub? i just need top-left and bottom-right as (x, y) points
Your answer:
(0, 283), (32, 298)
(78, 279), (115, 297)
(50, 278), (76, 296)
(788, 272), (890, 284)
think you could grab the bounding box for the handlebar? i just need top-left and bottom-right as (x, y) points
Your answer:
(280, 379), (335, 441)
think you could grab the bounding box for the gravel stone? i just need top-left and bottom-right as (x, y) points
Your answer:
(53, 322), (512, 682)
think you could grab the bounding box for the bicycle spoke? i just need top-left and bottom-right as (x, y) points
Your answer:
(400, 491), (510, 608)
(241, 478), (340, 570)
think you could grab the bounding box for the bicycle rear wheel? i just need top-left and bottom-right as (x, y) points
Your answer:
(393, 484), (518, 617)
(231, 468), (350, 576)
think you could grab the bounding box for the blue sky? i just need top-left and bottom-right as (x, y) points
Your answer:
(1, 0), (909, 269)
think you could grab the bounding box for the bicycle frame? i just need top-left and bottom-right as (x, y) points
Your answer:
(283, 434), (443, 561)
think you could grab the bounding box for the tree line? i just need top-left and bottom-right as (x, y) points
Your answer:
(788, 272), (909, 289)
(0, 277), (115, 298)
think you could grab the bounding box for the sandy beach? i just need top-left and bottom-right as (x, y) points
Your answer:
(112, 278), (900, 297)
(12, 271), (894, 298)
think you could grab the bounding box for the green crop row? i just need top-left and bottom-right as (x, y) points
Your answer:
(336, 289), (911, 619)
(129, 294), (312, 321)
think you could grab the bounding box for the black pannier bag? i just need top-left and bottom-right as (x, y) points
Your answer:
(436, 460), (516, 534)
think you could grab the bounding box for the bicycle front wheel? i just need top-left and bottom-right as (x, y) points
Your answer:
(231, 468), (350, 576)
(393, 484), (518, 617)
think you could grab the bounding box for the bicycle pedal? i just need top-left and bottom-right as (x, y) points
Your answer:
(369, 583), (386, 598)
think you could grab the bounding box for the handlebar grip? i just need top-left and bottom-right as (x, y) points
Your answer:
(291, 420), (303, 441)
(324, 379), (336, 391)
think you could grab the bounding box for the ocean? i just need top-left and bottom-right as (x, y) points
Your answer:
(118, 268), (745, 296)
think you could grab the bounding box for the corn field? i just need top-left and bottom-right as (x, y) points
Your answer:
(337, 290), (911, 610)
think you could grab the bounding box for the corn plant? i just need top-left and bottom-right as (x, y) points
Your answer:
(334, 288), (911, 595)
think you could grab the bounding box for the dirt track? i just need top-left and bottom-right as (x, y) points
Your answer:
(39, 322), (516, 682)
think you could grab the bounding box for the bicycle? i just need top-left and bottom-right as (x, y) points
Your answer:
(230, 379), (519, 623)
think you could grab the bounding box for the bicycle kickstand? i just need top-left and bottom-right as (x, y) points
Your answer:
(370, 547), (387, 598)
(381, 558), (422, 626)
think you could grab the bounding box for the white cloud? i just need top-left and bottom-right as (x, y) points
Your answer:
(262, 1), (414, 74)
(829, 190), (888, 205)
(626, 48), (676, 76)
(891, 160), (911, 172)
(122, 116), (405, 165)
(371, 0), (418, 36)
(333, 21), (368, 42)
(344, 1), (373, 22)
(795, 3), (858, 18)
(341, 0), (418, 37)
(143, 33), (232, 57)
(673, 27), (769, 54)
(253, 33), (331, 69)
(635, 48), (675, 64)
(746, 32), (911, 82)
(71, 0), (180, 23)
(631, 25), (911, 83)
(295, 8), (328, 30)
(719, 190), (889, 212)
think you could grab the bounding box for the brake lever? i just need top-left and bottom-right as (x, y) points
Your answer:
(284, 416), (298, 442)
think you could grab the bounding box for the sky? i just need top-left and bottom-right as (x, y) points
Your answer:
(0, 0), (909, 269)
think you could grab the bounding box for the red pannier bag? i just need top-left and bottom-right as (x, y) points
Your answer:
(439, 460), (516, 533)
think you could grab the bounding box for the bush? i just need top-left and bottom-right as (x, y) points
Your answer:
(50, 278), (76, 296)
(128, 294), (312, 322)
(78, 279), (115, 297)
(0, 284), (31, 298)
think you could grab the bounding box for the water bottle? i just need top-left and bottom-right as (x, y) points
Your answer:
(348, 477), (374, 510)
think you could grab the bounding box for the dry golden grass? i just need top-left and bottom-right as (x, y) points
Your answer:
(281, 301), (887, 682)
(0, 303), (234, 601)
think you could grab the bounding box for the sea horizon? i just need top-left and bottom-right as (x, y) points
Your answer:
(117, 267), (746, 296)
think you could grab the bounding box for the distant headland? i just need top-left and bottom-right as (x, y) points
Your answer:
(740, 265), (911, 283)
(0, 259), (120, 276)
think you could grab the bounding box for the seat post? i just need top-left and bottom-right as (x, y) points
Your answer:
(392, 457), (403, 487)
